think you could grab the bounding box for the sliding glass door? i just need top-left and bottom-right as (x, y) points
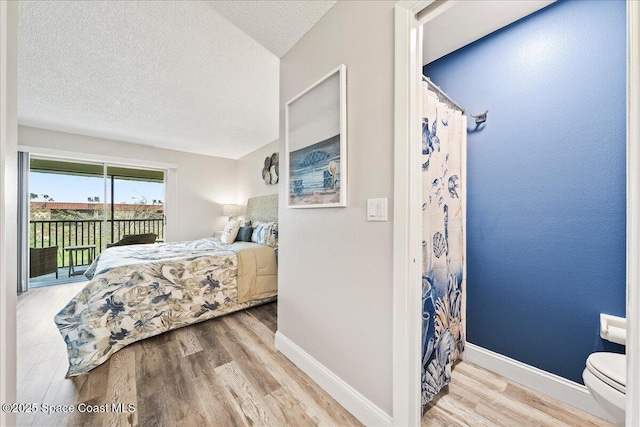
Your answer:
(28, 158), (105, 288)
(24, 156), (166, 289)
(106, 165), (165, 245)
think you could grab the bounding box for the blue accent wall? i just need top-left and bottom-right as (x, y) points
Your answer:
(424, 0), (626, 384)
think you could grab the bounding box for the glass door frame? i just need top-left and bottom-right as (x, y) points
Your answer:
(103, 162), (167, 248)
(27, 154), (168, 252)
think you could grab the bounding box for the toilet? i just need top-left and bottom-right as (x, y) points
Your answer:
(583, 352), (626, 426)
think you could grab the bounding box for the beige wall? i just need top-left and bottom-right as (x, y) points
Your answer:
(278, 0), (396, 416)
(236, 138), (279, 211)
(19, 126), (238, 241)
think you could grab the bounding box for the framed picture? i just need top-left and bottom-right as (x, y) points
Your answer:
(285, 64), (347, 208)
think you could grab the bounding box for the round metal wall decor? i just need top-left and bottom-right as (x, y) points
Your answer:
(262, 152), (279, 185)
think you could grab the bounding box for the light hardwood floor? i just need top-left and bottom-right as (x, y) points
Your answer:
(423, 362), (612, 427)
(17, 283), (359, 427)
(17, 283), (611, 427)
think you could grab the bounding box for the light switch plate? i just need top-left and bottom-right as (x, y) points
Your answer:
(367, 198), (388, 221)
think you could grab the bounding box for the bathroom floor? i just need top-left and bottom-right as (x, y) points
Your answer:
(423, 361), (612, 426)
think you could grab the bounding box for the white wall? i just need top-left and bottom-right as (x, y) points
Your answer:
(236, 138), (279, 211)
(0, 2), (18, 425)
(278, 0), (396, 417)
(19, 126), (237, 241)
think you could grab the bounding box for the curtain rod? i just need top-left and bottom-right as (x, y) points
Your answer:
(422, 75), (466, 115)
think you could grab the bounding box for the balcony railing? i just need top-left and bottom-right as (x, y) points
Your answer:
(29, 218), (164, 267)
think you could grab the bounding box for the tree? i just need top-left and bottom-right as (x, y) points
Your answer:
(29, 193), (55, 220)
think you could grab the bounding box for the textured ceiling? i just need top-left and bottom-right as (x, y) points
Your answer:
(18, 1), (282, 159)
(207, 1), (336, 57)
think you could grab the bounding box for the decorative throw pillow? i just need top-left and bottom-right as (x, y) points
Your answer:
(251, 222), (278, 248)
(236, 226), (253, 242)
(264, 223), (278, 248)
(220, 219), (240, 244)
(240, 220), (252, 227)
(250, 222), (267, 244)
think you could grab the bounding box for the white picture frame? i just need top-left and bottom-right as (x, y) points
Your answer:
(285, 64), (347, 208)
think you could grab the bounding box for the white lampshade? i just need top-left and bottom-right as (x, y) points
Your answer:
(222, 204), (238, 217)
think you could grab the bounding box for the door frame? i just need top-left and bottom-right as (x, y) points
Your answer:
(0, 2), (18, 425)
(393, 2), (432, 426)
(626, 1), (640, 426)
(393, 1), (640, 426)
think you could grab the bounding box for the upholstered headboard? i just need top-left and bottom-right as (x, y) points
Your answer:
(245, 194), (278, 223)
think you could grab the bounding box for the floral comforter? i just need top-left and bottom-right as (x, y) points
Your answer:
(55, 238), (275, 376)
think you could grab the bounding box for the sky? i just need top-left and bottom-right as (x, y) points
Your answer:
(30, 172), (165, 204)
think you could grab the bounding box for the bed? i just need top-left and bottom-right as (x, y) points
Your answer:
(54, 194), (278, 377)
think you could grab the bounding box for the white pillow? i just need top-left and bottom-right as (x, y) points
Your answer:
(221, 219), (240, 244)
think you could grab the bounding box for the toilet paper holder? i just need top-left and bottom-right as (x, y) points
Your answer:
(600, 313), (626, 345)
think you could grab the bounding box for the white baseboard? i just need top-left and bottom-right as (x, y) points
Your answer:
(275, 332), (392, 427)
(464, 342), (615, 423)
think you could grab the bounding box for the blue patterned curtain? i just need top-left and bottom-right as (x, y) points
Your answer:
(421, 82), (466, 411)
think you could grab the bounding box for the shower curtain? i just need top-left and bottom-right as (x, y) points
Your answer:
(421, 81), (466, 411)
